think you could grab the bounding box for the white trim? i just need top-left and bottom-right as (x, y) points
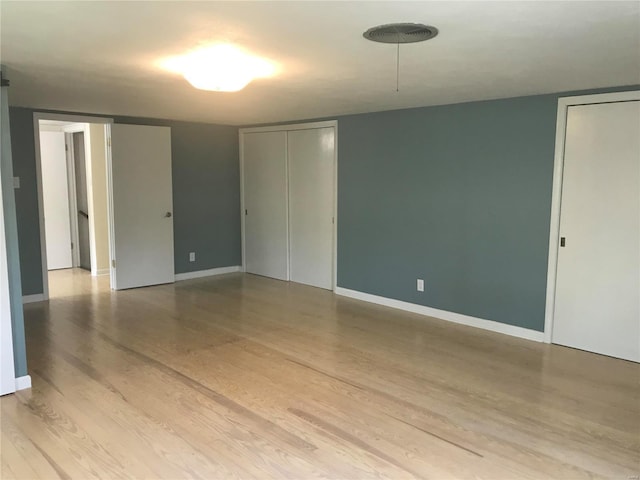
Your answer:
(238, 132), (246, 273)
(22, 294), (46, 304)
(335, 287), (545, 343)
(105, 124), (117, 289)
(32, 113), (113, 300)
(239, 120), (339, 290)
(332, 125), (338, 292)
(544, 90), (640, 343)
(15, 375), (31, 391)
(240, 120), (338, 134)
(92, 268), (110, 276)
(61, 123), (87, 134)
(174, 266), (241, 281)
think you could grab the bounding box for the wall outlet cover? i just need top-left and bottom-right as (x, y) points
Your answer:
(189, 252), (196, 262)
(417, 279), (424, 292)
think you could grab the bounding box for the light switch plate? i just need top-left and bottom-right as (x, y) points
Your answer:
(417, 279), (424, 292)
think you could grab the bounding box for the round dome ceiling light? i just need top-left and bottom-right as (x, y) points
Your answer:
(363, 23), (438, 44)
(160, 44), (276, 92)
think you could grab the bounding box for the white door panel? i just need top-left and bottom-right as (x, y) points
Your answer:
(553, 101), (640, 362)
(243, 131), (288, 280)
(288, 128), (335, 289)
(109, 124), (174, 290)
(40, 131), (73, 270)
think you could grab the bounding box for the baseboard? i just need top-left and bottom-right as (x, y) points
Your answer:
(22, 294), (46, 304)
(15, 375), (31, 391)
(334, 287), (544, 343)
(92, 268), (110, 276)
(175, 266), (241, 281)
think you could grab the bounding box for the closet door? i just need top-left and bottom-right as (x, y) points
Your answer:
(243, 131), (288, 280)
(552, 101), (639, 362)
(288, 127), (335, 289)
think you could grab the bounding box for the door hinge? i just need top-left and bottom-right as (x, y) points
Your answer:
(65, 143), (69, 152)
(71, 242), (74, 249)
(245, 209), (248, 215)
(112, 259), (116, 268)
(107, 137), (111, 147)
(332, 217), (335, 224)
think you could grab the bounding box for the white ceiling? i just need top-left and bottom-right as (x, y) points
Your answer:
(1, 1), (639, 126)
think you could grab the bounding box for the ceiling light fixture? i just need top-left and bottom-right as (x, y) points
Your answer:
(363, 23), (438, 92)
(161, 44), (276, 92)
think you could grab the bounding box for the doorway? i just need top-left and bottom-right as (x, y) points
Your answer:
(35, 115), (113, 298)
(545, 91), (640, 362)
(33, 113), (176, 299)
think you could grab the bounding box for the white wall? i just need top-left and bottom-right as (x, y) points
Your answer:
(87, 124), (109, 274)
(40, 130), (72, 270)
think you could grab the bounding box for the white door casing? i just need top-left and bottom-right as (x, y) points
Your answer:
(288, 127), (335, 289)
(242, 131), (289, 281)
(108, 124), (174, 290)
(551, 99), (640, 362)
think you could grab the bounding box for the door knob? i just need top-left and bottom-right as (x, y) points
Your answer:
(165, 212), (172, 218)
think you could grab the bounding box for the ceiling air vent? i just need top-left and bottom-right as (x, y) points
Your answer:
(363, 23), (438, 44)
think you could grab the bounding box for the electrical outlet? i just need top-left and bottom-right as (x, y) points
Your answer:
(417, 279), (424, 292)
(189, 252), (196, 262)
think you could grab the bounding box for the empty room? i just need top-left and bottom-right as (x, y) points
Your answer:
(1, 1), (639, 479)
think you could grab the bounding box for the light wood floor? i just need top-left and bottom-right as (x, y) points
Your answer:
(2, 269), (638, 479)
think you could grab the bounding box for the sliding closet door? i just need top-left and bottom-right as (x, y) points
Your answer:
(243, 131), (288, 281)
(552, 101), (639, 362)
(288, 127), (335, 289)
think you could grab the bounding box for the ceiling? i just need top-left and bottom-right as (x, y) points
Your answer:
(1, 1), (639, 126)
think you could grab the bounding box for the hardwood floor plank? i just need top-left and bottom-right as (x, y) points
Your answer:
(2, 269), (638, 479)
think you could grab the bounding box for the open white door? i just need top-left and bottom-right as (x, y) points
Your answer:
(108, 124), (174, 290)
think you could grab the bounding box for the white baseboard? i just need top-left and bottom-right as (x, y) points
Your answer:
(15, 375), (31, 391)
(334, 287), (544, 343)
(175, 266), (241, 282)
(92, 268), (110, 276)
(22, 294), (46, 304)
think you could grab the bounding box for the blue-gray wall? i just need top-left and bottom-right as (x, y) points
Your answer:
(11, 84), (639, 344)
(337, 96), (556, 331)
(10, 108), (241, 296)
(335, 87), (639, 332)
(1, 77), (27, 377)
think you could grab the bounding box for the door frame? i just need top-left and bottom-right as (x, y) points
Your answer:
(239, 120), (339, 291)
(32, 113), (112, 301)
(543, 90), (640, 343)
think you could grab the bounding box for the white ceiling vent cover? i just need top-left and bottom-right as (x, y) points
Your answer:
(363, 23), (438, 44)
